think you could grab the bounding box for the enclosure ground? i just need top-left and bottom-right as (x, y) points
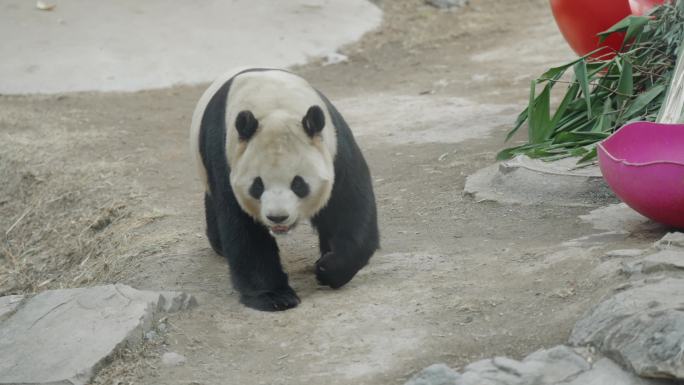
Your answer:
(0, 1), (669, 384)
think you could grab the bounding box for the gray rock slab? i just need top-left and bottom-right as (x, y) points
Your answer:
(640, 250), (684, 274)
(570, 278), (684, 379)
(459, 345), (589, 385)
(563, 358), (668, 385)
(405, 346), (666, 385)
(463, 156), (615, 206)
(0, 295), (23, 319)
(0, 284), (196, 385)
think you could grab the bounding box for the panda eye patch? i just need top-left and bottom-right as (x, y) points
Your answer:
(249, 177), (264, 199)
(291, 176), (310, 198)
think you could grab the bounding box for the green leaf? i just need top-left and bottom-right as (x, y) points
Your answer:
(622, 84), (666, 119)
(538, 59), (580, 81)
(624, 16), (651, 45)
(528, 83), (552, 144)
(577, 146), (598, 164)
(617, 58), (634, 101)
(505, 108), (529, 142)
(598, 16), (632, 42)
(549, 83), (580, 132)
(574, 60), (592, 119)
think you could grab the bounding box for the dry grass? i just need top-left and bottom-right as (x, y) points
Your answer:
(0, 125), (163, 296)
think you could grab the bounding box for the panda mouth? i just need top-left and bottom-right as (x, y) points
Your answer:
(270, 225), (290, 234)
(269, 223), (296, 235)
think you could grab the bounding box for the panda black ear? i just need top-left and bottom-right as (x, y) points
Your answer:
(302, 105), (325, 138)
(235, 110), (258, 141)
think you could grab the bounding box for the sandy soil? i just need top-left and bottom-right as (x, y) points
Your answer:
(0, 1), (669, 384)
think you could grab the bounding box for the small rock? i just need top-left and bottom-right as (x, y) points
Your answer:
(162, 352), (187, 367)
(426, 0), (468, 9)
(0, 295), (24, 319)
(323, 52), (348, 66)
(404, 363), (461, 385)
(144, 330), (158, 341)
(655, 232), (684, 250)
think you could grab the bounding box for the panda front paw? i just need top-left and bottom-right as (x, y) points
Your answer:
(315, 252), (358, 289)
(240, 286), (300, 311)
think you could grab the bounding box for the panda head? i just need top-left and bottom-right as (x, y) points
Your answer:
(229, 105), (334, 235)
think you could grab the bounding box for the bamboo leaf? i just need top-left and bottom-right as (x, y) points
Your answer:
(538, 59), (580, 81)
(549, 83), (579, 131)
(598, 16), (632, 42)
(624, 16), (651, 44)
(622, 84), (666, 119)
(500, 3), (683, 164)
(617, 58), (634, 101)
(573, 60), (592, 119)
(577, 146), (598, 164)
(504, 108), (529, 142)
(528, 83), (552, 144)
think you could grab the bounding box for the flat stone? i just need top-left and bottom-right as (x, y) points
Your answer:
(405, 346), (665, 385)
(570, 278), (684, 379)
(579, 203), (654, 233)
(0, 284), (196, 385)
(0, 295), (23, 319)
(404, 363), (461, 385)
(463, 156), (615, 207)
(655, 232), (684, 250)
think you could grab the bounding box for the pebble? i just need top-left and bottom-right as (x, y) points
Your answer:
(162, 352), (187, 367)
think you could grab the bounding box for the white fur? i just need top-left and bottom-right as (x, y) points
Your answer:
(190, 66), (250, 190)
(190, 69), (338, 230)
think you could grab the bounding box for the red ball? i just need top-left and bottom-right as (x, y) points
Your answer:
(550, 0), (631, 58)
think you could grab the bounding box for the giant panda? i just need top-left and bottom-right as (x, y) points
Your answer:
(190, 68), (379, 311)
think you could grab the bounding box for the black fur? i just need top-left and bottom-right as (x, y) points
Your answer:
(198, 68), (378, 311)
(302, 105), (325, 137)
(290, 175), (310, 198)
(248, 177), (264, 199)
(235, 110), (258, 140)
(311, 92), (380, 289)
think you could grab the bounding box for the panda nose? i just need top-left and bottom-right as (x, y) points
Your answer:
(267, 215), (289, 224)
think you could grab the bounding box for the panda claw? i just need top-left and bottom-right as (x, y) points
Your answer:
(240, 287), (300, 312)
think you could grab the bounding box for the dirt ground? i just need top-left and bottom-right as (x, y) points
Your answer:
(0, 0), (669, 384)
